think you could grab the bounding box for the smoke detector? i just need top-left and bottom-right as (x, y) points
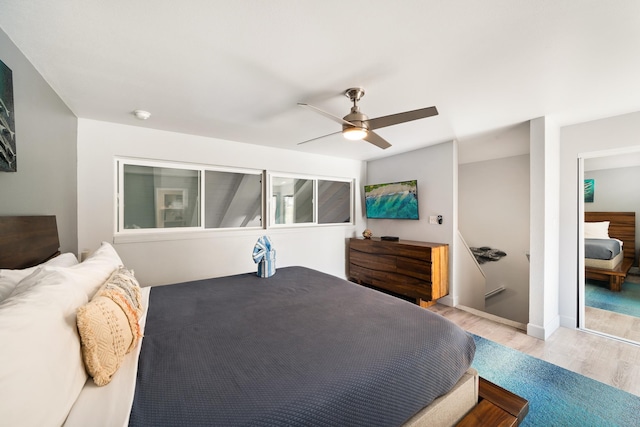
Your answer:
(133, 110), (151, 120)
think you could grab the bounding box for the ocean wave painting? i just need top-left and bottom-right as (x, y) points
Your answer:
(364, 180), (419, 219)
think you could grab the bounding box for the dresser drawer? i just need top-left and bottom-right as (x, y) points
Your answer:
(348, 238), (448, 304)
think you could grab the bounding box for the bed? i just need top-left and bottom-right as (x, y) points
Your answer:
(585, 212), (636, 292)
(0, 216), (481, 427)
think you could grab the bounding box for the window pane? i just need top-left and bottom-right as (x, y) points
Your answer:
(123, 165), (200, 229)
(204, 170), (262, 228)
(271, 177), (314, 224)
(318, 180), (351, 224)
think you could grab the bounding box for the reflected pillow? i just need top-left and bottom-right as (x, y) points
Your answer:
(585, 221), (610, 239)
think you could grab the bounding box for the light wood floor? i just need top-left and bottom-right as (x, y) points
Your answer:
(428, 304), (640, 397)
(585, 306), (640, 343)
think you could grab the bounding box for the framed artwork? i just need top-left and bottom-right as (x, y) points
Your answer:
(155, 188), (188, 228)
(584, 179), (594, 203)
(0, 59), (16, 172)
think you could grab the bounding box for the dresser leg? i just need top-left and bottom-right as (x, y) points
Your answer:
(418, 298), (436, 308)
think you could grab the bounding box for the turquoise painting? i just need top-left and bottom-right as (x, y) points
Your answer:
(364, 180), (419, 220)
(584, 179), (594, 203)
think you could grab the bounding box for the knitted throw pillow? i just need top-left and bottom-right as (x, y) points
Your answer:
(76, 267), (143, 386)
(76, 295), (133, 386)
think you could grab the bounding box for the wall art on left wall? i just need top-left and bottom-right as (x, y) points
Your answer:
(0, 59), (16, 172)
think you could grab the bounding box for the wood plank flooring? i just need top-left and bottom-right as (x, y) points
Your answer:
(585, 306), (640, 343)
(427, 304), (640, 397)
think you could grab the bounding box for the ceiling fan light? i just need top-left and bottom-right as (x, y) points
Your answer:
(343, 127), (367, 141)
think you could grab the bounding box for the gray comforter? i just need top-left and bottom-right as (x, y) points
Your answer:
(129, 266), (475, 426)
(585, 238), (621, 260)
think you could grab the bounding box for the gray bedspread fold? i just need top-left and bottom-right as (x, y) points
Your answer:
(129, 266), (475, 426)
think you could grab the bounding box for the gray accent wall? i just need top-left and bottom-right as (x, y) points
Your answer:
(0, 28), (78, 254)
(365, 141), (457, 305)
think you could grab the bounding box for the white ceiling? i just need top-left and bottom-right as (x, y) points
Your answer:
(1, 1), (639, 161)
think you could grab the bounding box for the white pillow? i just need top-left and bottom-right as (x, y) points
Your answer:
(0, 267), (89, 427)
(585, 221), (610, 239)
(0, 252), (79, 302)
(66, 242), (124, 299)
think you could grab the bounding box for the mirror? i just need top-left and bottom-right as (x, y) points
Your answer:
(581, 151), (640, 344)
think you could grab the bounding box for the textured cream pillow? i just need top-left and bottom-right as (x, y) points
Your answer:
(77, 296), (133, 386)
(76, 266), (143, 386)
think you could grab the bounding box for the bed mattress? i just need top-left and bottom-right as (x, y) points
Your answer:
(585, 250), (623, 270)
(128, 266), (476, 426)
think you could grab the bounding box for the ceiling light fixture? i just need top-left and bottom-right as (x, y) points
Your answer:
(342, 127), (367, 141)
(133, 110), (151, 120)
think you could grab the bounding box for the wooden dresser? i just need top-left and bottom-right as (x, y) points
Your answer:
(347, 237), (449, 307)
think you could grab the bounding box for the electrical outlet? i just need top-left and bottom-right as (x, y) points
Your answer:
(429, 216), (438, 224)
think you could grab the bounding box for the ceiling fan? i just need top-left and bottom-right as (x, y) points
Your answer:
(297, 87), (438, 149)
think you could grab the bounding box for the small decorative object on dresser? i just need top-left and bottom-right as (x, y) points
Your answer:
(348, 237), (448, 307)
(362, 228), (372, 239)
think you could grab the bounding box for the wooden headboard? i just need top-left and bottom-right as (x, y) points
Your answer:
(0, 216), (60, 269)
(585, 211), (636, 262)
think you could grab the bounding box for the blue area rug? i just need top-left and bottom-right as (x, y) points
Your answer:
(585, 280), (640, 318)
(471, 334), (640, 426)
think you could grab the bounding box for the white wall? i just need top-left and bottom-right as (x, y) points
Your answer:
(458, 154), (530, 324)
(365, 141), (458, 304)
(559, 111), (640, 328)
(0, 28), (78, 253)
(77, 119), (365, 287)
(528, 117), (560, 340)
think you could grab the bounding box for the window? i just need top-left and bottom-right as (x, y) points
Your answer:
(204, 170), (262, 228)
(318, 179), (352, 224)
(121, 164), (200, 230)
(116, 159), (354, 235)
(269, 174), (353, 227)
(117, 159), (263, 233)
(271, 177), (314, 225)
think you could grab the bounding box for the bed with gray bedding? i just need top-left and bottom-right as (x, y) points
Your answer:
(129, 266), (476, 426)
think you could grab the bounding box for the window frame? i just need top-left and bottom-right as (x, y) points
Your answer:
(267, 172), (354, 228)
(115, 158), (265, 236)
(114, 159), (355, 242)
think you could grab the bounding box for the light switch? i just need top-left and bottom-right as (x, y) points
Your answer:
(429, 216), (438, 224)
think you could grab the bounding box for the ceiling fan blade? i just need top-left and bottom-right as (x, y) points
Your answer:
(298, 103), (355, 127)
(367, 106), (438, 130)
(363, 131), (391, 149)
(297, 130), (342, 146)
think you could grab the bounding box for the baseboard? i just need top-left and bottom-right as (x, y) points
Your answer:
(457, 305), (527, 331)
(438, 294), (456, 307)
(559, 315), (577, 329)
(526, 323), (545, 340)
(527, 315), (560, 340)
